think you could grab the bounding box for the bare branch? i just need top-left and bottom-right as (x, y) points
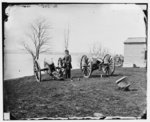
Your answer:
(21, 18), (52, 60)
(22, 42), (35, 58)
(89, 42), (109, 58)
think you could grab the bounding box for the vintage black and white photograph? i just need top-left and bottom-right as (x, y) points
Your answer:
(2, 1), (148, 120)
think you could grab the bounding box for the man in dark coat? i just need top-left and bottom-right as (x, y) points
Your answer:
(63, 50), (72, 78)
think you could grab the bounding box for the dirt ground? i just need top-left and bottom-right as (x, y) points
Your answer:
(4, 67), (147, 119)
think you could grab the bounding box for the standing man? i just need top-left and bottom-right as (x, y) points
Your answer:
(63, 50), (72, 79)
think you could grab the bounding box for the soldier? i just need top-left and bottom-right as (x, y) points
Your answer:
(63, 50), (72, 79)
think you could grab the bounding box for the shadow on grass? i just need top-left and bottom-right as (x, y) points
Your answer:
(72, 76), (83, 79)
(90, 73), (123, 78)
(41, 78), (65, 82)
(115, 88), (138, 92)
(72, 73), (125, 79)
(39, 74), (65, 82)
(128, 88), (138, 91)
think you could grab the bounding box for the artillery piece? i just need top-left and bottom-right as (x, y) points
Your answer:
(80, 54), (115, 78)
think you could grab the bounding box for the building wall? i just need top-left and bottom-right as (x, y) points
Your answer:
(123, 43), (146, 67)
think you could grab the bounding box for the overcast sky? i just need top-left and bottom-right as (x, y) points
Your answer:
(5, 4), (146, 54)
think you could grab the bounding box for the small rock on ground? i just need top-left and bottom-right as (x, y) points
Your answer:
(93, 113), (105, 118)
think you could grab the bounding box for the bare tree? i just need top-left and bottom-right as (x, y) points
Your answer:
(64, 23), (70, 50)
(89, 41), (109, 58)
(22, 18), (52, 60)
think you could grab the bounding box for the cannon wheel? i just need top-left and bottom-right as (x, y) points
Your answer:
(80, 55), (92, 78)
(102, 54), (115, 76)
(114, 56), (123, 67)
(34, 60), (41, 82)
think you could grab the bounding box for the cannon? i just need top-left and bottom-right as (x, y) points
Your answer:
(80, 54), (115, 78)
(33, 58), (65, 82)
(114, 55), (124, 67)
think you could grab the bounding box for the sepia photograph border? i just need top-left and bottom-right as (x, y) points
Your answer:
(1, 0), (149, 121)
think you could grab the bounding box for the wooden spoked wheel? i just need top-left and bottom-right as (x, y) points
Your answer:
(80, 55), (92, 78)
(102, 54), (115, 76)
(34, 60), (41, 82)
(115, 59), (123, 67)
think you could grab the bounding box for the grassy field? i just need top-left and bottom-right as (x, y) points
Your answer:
(4, 67), (147, 119)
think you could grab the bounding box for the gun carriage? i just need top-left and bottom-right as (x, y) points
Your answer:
(80, 54), (115, 78)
